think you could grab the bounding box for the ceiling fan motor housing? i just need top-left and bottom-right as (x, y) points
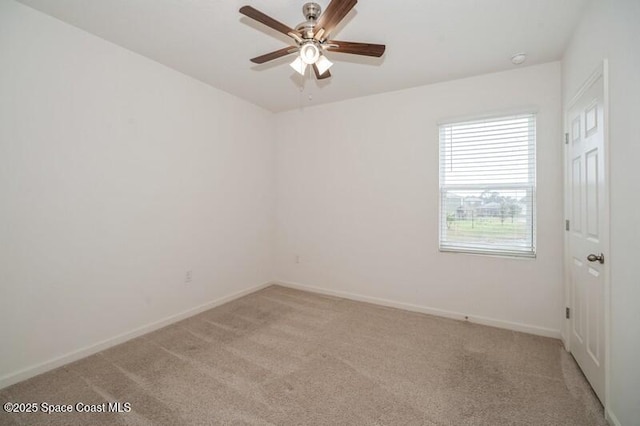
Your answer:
(296, 3), (321, 39)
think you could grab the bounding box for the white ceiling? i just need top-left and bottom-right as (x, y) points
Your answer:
(17, 0), (588, 112)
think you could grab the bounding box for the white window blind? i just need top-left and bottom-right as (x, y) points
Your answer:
(439, 113), (536, 257)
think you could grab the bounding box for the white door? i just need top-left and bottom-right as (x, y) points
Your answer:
(567, 71), (607, 403)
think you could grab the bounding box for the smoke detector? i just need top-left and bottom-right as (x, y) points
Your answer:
(511, 53), (527, 65)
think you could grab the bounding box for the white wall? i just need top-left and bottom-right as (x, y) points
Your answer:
(0, 0), (275, 387)
(563, 1), (640, 424)
(275, 62), (564, 337)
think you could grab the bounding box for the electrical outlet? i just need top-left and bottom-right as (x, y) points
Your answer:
(295, 255), (300, 264)
(185, 270), (192, 283)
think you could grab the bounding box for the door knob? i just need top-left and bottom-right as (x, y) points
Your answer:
(587, 253), (605, 264)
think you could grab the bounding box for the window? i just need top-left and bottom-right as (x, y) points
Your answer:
(439, 113), (536, 257)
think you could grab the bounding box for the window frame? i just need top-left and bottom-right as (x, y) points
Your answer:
(438, 112), (537, 258)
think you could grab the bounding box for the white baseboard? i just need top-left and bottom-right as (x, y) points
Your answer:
(560, 330), (570, 351)
(275, 280), (561, 339)
(605, 409), (621, 426)
(0, 281), (272, 390)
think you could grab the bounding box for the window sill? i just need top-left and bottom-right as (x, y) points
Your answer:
(439, 246), (537, 260)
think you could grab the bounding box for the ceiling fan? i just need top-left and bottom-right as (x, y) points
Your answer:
(239, 0), (385, 80)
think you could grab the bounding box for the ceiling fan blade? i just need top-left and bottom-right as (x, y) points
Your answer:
(250, 47), (297, 64)
(325, 40), (386, 57)
(313, 64), (331, 80)
(314, 0), (357, 40)
(239, 5), (295, 37)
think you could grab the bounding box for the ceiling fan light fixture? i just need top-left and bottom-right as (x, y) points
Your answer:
(300, 43), (320, 65)
(290, 56), (307, 75)
(315, 55), (333, 75)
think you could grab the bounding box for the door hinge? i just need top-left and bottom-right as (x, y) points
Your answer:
(565, 133), (569, 144)
(566, 307), (570, 319)
(565, 220), (570, 231)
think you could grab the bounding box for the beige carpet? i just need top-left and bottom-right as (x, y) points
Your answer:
(1, 285), (606, 425)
